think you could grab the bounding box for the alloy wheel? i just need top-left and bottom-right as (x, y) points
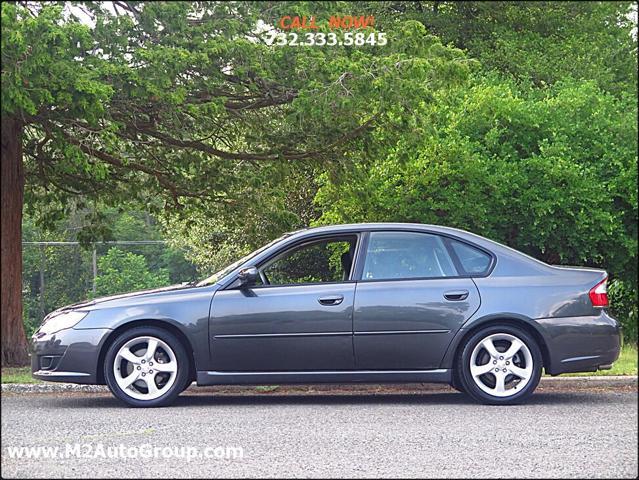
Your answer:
(113, 336), (178, 401)
(469, 332), (534, 398)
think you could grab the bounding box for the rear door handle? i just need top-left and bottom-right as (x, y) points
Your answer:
(318, 295), (344, 306)
(444, 290), (469, 301)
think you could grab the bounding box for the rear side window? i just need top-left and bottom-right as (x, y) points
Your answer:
(362, 232), (457, 280)
(449, 240), (492, 275)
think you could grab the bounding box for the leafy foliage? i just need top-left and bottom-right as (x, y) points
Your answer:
(609, 280), (638, 343)
(93, 247), (170, 297)
(375, 1), (638, 95)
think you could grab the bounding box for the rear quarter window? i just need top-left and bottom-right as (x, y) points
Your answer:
(449, 240), (492, 275)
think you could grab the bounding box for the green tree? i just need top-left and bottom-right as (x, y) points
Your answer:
(93, 207), (198, 282)
(93, 248), (169, 297)
(2, 2), (471, 364)
(163, 161), (323, 275)
(375, 1), (638, 95)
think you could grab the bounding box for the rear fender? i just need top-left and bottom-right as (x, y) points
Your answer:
(439, 313), (550, 370)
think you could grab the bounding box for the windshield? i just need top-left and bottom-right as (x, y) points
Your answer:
(196, 233), (292, 286)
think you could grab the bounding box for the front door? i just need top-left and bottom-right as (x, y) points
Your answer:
(353, 231), (482, 369)
(209, 235), (358, 371)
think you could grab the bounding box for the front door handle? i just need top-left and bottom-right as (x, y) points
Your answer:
(444, 290), (469, 301)
(318, 295), (344, 306)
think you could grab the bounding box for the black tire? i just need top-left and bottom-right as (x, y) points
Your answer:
(104, 326), (190, 407)
(181, 379), (193, 393)
(457, 324), (542, 405)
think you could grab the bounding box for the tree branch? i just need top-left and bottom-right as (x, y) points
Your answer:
(42, 121), (213, 207)
(112, 114), (378, 162)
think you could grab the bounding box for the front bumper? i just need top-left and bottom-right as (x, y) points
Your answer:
(536, 310), (621, 375)
(31, 327), (112, 384)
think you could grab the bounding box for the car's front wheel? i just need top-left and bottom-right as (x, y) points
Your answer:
(104, 326), (190, 407)
(458, 325), (542, 405)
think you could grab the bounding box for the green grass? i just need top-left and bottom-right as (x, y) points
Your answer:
(1, 346), (636, 384)
(254, 385), (279, 393)
(1, 367), (40, 384)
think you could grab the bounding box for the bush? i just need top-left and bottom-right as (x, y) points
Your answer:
(609, 280), (638, 344)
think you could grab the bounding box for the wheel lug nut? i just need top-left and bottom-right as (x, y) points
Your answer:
(503, 369), (507, 372)
(499, 356), (504, 360)
(493, 360), (497, 364)
(149, 370), (153, 374)
(141, 360), (145, 364)
(495, 368), (499, 372)
(506, 361), (510, 365)
(149, 362), (153, 366)
(137, 366), (141, 370)
(142, 373), (146, 376)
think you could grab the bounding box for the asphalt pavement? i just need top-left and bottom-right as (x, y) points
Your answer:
(1, 388), (637, 478)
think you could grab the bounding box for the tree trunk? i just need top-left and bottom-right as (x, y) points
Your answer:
(1, 115), (29, 367)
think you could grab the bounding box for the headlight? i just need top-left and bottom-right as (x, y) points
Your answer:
(38, 310), (89, 335)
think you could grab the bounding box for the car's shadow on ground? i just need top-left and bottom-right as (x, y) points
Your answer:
(42, 389), (623, 409)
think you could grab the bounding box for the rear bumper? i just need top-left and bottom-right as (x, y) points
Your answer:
(536, 310), (621, 375)
(30, 327), (112, 384)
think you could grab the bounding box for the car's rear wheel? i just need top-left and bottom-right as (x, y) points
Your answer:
(104, 326), (190, 407)
(458, 325), (542, 405)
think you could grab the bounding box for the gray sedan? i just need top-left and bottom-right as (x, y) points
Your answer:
(31, 223), (621, 407)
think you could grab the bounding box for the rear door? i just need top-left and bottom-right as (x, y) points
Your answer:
(353, 231), (483, 369)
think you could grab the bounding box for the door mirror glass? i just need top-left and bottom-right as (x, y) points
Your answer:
(238, 266), (258, 287)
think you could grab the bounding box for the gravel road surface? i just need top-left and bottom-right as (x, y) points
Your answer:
(1, 388), (637, 478)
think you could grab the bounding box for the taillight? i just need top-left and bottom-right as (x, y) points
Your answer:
(589, 278), (609, 307)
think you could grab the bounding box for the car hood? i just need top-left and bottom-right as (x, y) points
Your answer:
(53, 283), (218, 314)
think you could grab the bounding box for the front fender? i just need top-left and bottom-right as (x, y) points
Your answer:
(74, 287), (215, 372)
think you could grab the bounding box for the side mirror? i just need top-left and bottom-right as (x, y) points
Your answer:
(238, 266), (258, 288)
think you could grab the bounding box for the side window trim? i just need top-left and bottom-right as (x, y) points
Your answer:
(443, 238), (466, 275)
(351, 231), (370, 281)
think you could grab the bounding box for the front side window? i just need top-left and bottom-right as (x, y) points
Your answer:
(261, 236), (357, 286)
(362, 232), (457, 280)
